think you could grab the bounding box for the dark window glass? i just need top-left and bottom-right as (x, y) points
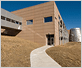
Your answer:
(61, 37), (63, 40)
(60, 25), (62, 27)
(11, 20), (15, 23)
(19, 22), (22, 25)
(58, 16), (60, 20)
(16, 21), (19, 24)
(27, 20), (33, 25)
(44, 16), (52, 23)
(1, 16), (5, 20)
(6, 18), (11, 22)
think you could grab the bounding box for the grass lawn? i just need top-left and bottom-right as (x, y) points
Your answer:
(1, 35), (43, 67)
(46, 42), (81, 67)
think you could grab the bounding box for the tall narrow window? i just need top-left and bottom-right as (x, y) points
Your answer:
(58, 15), (60, 20)
(27, 20), (33, 25)
(44, 16), (52, 23)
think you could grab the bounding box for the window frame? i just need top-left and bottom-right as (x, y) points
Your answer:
(44, 16), (53, 23)
(26, 19), (33, 25)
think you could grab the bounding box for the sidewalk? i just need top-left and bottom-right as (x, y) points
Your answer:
(30, 45), (61, 67)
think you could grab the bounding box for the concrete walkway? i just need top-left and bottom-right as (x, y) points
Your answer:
(30, 45), (61, 67)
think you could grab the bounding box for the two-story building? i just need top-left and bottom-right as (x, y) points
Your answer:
(1, 1), (69, 46)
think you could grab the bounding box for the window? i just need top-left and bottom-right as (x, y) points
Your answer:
(6, 18), (11, 22)
(11, 20), (15, 23)
(1, 16), (5, 20)
(1, 16), (22, 25)
(16, 21), (19, 24)
(60, 25), (62, 27)
(44, 16), (52, 23)
(58, 15), (60, 20)
(27, 20), (33, 25)
(55, 17), (57, 20)
(19, 22), (22, 25)
(59, 37), (63, 40)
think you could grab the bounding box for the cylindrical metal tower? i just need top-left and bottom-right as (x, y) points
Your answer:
(70, 28), (81, 42)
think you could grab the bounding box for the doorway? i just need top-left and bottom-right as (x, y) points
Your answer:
(46, 34), (54, 45)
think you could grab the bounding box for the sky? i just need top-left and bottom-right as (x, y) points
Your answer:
(1, 1), (81, 30)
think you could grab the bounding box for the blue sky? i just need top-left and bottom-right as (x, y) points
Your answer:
(1, 1), (81, 30)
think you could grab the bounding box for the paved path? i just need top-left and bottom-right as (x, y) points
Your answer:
(30, 45), (61, 67)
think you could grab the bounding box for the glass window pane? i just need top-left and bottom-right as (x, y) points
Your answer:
(6, 18), (11, 22)
(27, 20), (33, 25)
(58, 16), (60, 20)
(19, 22), (22, 25)
(1, 16), (5, 20)
(16, 21), (19, 24)
(44, 16), (52, 23)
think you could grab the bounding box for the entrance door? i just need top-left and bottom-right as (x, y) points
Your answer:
(51, 37), (54, 45)
(46, 34), (54, 45)
(48, 37), (51, 45)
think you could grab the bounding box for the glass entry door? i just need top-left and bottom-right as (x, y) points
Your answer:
(46, 34), (54, 45)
